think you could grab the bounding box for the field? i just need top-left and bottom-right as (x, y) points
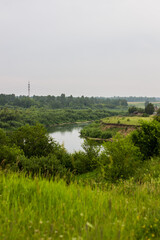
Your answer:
(1, 169), (160, 240)
(102, 116), (154, 126)
(128, 102), (160, 109)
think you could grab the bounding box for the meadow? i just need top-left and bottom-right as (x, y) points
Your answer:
(128, 102), (160, 109)
(1, 167), (160, 240)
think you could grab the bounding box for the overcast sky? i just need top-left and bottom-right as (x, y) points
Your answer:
(0, 0), (160, 97)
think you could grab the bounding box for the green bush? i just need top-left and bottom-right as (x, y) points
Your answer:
(17, 154), (68, 177)
(0, 145), (23, 168)
(132, 120), (160, 159)
(72, 151), (89, 174)
(72, 140), (100, 174)
(9, 124), (58, 158)
(100, 134), (142, 182)
(0, 128), (8, 145)
(101, 132), (112, 139)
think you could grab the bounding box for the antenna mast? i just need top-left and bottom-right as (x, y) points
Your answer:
(28, 82), (30, 97)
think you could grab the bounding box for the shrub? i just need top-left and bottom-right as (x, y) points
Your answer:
(9, 124), (58, 158)
(0, 145), (23, 168)
(17, 154), (68, 177)
(100, 134), (142, 182)
(101, 132), (112, 139)
(72, 140), (100, 174)
(0, 128), (8, 145)
(72, 151), (89, 174)
(131, 120), (160, 159)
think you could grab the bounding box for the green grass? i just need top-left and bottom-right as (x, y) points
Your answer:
(1, 170), (160, 239)
(102, 116), (153, 125)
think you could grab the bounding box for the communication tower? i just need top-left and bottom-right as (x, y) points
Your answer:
(28, 82), (30, 97)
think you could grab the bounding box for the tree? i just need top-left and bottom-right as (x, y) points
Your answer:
(145, 103), (154, 115)
(101, 134), (142, 182)
(0, 128), (8, 145)
(10, 124), (57, 158)
(128, 106), (137, 114)
(132, 120), (160, 159)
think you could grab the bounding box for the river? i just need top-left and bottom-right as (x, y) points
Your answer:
(49, 123), (88, 153)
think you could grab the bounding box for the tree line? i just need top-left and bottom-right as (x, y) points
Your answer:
(0, 94), (127, 109)
(0, 107), (124, 130)
(112, 96), (160, 102)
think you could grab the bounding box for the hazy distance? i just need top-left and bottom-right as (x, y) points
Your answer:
(0, 0), (160, 97)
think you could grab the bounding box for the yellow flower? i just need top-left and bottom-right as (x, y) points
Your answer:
(142, 225), (146, 228)
(137, 216), (140, 221)
(152, 234), (155, 237)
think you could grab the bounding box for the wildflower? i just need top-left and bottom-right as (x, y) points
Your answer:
(152, 234), (155, 237)
(142, 225), (145, 228)
(137, 216), (140, 221)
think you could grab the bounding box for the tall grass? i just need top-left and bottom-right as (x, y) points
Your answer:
(1, 172), (160, 239)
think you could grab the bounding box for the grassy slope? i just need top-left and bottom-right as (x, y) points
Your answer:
(1, 168), (160, 240)
(102, 116), (153, 125)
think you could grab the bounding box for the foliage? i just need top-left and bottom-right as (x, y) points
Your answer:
(9, 124), (57, 158)
(0, 128), (8, 145)
(145, 102), (154, 115)
(80, 122), (112, 139)
(16, 155), (68, 177)
(72, 140), (100, 174)
(0, 145), (23, 168)
(0, 93), (128, 109)
(100, 134), (142, 182)
(128, 106), (145, 114)
(0, 107), (124, 130)
(117, 96), (159, 102)
(132, 120), (160, 159)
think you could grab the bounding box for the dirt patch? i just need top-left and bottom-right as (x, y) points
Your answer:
(100, 123), (137, 137)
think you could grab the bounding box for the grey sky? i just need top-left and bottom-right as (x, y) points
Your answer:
(0, 0), (160, 97)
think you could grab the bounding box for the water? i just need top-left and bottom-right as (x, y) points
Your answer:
(49, 123), (88, 153)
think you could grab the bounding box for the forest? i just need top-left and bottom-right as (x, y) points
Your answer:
(0, 94), (127, 109)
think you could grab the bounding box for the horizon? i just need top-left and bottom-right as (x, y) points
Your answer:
(0, 91), (160, 99)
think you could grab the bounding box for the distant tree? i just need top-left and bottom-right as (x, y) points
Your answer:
(145, 101), (149, 108)
(145, 103), (154, 115)
(128, 106), (137, 114)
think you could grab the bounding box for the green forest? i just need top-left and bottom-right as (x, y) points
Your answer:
(0, 94), (127, 109)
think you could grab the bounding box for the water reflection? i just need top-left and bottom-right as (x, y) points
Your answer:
(49, 123), (89, 153)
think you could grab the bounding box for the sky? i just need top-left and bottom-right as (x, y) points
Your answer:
(0, 0), (160, 97)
